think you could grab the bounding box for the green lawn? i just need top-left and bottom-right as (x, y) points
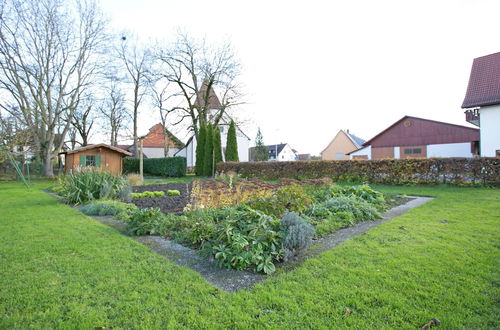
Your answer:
(0, 182), (499, 328)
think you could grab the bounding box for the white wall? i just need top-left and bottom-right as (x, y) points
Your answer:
(278, 144), (297, 161)
(143, 147), (179, 159)
(480, 105), (500, 157)
(349, 146), (371, 159)
(427, 142), (474, 158)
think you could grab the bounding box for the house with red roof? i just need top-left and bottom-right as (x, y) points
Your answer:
(118, 124), (184, 158)
(462, 51), (500, 157)
(349, 116), (479, 160)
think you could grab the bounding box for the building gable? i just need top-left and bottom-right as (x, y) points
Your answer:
(365, 116), (479, 148)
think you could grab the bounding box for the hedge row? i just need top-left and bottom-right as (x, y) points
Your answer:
(218, 158), (500, 186)
(123, 157), (186, 177)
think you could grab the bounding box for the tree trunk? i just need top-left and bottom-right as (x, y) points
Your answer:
(42, 148), (54, 177)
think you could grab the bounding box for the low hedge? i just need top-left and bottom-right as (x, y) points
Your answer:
(218, 158), (500, 186)
(123, 157), (186, 177)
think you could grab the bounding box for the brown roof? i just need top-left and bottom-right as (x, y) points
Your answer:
(193, 80), (222, 110)
(362, 116), (479, 148)
(462, 51), (500, 108)
(59, 143), (133, 156)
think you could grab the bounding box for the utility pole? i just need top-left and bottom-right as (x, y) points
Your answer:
(138, 136), (146, 180)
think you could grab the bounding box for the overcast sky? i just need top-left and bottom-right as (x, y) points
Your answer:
(100, 0), (499, 155)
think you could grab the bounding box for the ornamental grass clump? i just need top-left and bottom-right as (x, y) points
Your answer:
(60, 168), (127, 205)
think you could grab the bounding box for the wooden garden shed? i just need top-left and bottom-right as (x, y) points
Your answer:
(60, 144), (133, 175)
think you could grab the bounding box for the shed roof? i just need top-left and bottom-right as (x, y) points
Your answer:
(59, 143), (133, 156)
(462, 51), (500, 108)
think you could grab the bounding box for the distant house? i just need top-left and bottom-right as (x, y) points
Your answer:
(249, 143), (297, 161)
(462, 51), (500, 157)
(118, 124), (184, 159)
(59, 143), (132, 175)
(175, 83), (251, 166)
(348, 116), (479, 160)
(321, 130), (365, 160)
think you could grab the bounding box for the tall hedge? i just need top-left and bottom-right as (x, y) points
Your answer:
(225, 120), (239, 161)
(217, 158), (500, 186)
(203, 124), (214, 176)
(213, 125), (223, 166)
(123, 157), (186, 177)
(195, 123), (207, 176)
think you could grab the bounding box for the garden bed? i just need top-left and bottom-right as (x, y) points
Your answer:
(90, 195), (430, 292)
(131, 183), (192, 214)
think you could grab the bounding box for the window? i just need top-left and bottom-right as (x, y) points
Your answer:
(85, 155), (96, 166)
(496, 150), (500, 158)
(404, 148), (422, 155)
(336, 153), (344, 159)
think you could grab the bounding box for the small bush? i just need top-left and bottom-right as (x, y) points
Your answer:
(281, 212), (315, 261)
(131, 191), (165, 199)
(167, 190), (180, 196)
(59, 168), (127, 205)
(127, 207), (165, 235)
(80, 200), (138, 221)
(249, 183), (312, 217)
(313, 211), (355, 237)
(119, 184), (133, 203)
(127, 173), (143, 186)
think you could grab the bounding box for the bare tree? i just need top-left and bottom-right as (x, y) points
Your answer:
(99, 81), (128, 146)
(156, 32), (243, 138)
(117, 35), (152, 156)
(70, 94), (97, 147)
(0, 0), (108, 176)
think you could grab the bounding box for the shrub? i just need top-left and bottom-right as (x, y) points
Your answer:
(195, 123), (207, 176)
(225, 120), (239, 162)
(204, 206), (284, 274)
(127, 173), (143, 186)
(123, 157), (186, 177)
(307, 184), (386, 210)
(80, 200), (138, 221)
(218, 158), (500, 186)
(305, 195), (381, 223)
(60, 168), (127, 205)
(119, 184), (133, 203)
(159, 212), (217, 246)
(131, 191), (165, 199)
(281, 212), (315, 261)
(127, 207), (165, 235)
(249, 183), (312, 217)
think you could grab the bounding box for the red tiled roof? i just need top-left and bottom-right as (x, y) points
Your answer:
(462, 52), (500, 108)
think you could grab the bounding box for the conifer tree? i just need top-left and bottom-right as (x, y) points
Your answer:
(195, 123), (207, 175)
(225, 120), (239, 161)
(203, 123), (214, 176)
(254, 128), (269, 161)
(213, 125), (223, 166)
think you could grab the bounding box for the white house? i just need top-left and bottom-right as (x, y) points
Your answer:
(174, 83), (250, 166)
(267, 143), (297, 161)
(462, 51), (500, 157)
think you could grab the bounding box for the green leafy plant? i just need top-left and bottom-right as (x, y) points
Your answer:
(123, 157), (186, 177)
(131, 191), (165, 199)
(167, 190), (180, 196)
(127, 207), (165, 235)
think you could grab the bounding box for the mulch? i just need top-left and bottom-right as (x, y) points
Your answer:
(131, 183), (192, 214)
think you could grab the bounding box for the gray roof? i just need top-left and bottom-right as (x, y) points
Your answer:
(345, 131), (365, 148)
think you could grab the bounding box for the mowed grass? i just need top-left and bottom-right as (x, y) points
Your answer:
(0, 182), (499, 328)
